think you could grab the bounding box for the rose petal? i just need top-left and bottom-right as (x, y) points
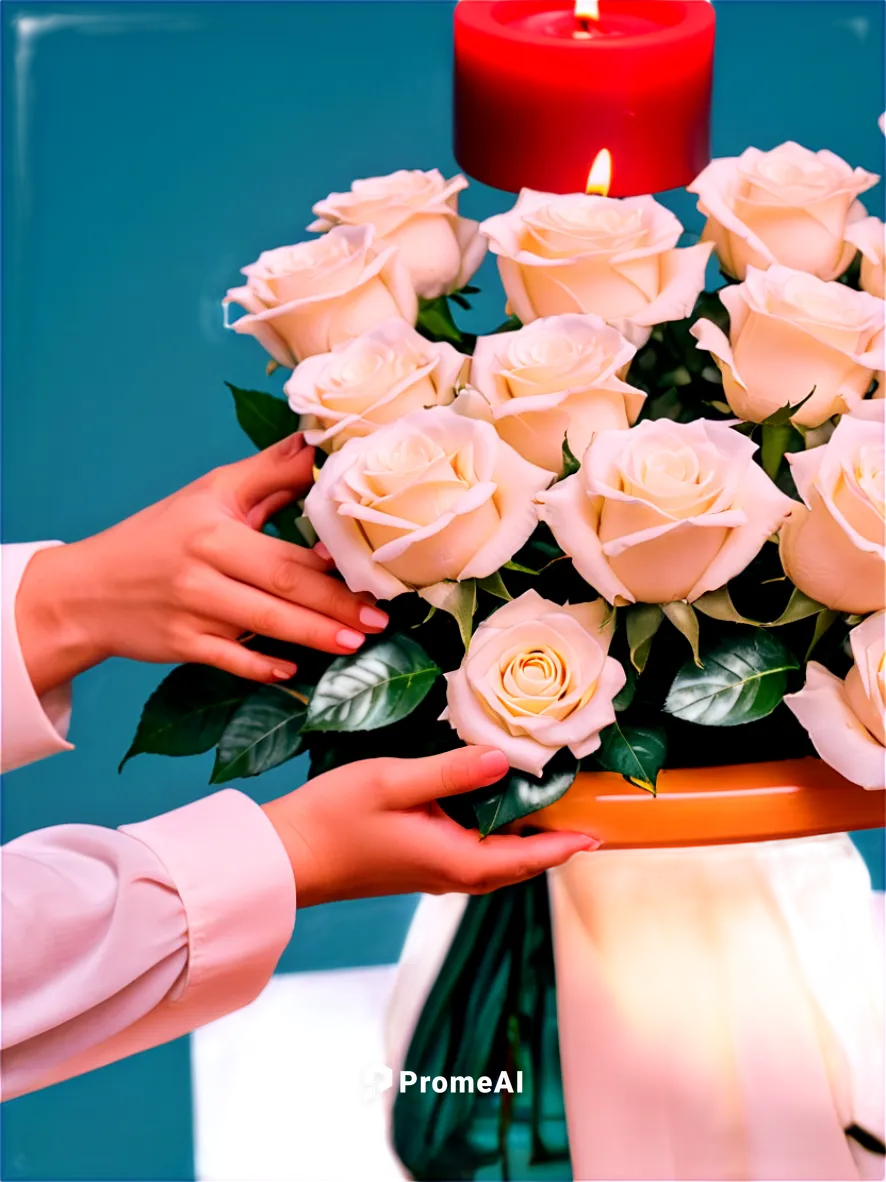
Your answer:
(785, 663), (885, 790)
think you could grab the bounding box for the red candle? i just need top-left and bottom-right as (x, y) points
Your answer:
(454, 0), (715, 196)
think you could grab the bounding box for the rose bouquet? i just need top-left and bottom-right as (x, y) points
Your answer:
(125, 150), (885, 1178)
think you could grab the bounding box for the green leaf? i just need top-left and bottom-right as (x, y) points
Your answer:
(416, 296), (464, 347)
(662, 601), (702, 667)
(492, 314), (522, 334)
(625, 603), (664, 672)
(761, 390), (816, 428)
(120, 665), (248, 770)
(595, 721), (667, 795)
(477, 572), (512, 601)
(226, 383), (300, 450)
(302, 635), (440, 732)
(612, 664), (637, 712)
(768, 587), (827, 627)
(693, 586), (758, 626)
(473, 749), (578, 836)
(561, 434), (581, 478)
(806, 609), (838, 659)
(418, 579), (477, 650)
(211, 684), (309, 783)
(694, 585), (826, 628)
(268, 503), (314, 547)
(664, 629), (800, 726)
(759, 402), (808, 481)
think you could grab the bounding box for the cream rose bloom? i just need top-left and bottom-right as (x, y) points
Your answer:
(479, 190), (712, 347)
(779, 400), (885, 614)
(308, 169), (486, 300)
(442, 590), (626, 776)
(688, 142), (879, 281)
(303, 406), (554, 600)
(538, 419), (794, 605)
(455, 314), (646, 475)
(691, 265), (885, 427)
(223, 226), (417, 367)
(284, 320), (468, 453)
(786, 612), (885, 790)
(845, 216), (885, 299)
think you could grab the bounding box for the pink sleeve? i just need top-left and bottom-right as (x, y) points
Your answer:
(1, 542), (74, 772)
(2, 790), (296, 1100)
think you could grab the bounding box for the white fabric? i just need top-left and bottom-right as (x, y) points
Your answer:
(192, 967), (403, 1182)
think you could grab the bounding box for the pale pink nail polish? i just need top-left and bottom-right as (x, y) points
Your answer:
(579, 837), (602, 851)
(315, 542), (332, 561)
(359, 606), (389, 630)
(337, 628), (365, 650)
(272, 666), (296, 680)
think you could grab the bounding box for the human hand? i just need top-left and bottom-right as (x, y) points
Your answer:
(262, 746), (600, 906)
(16, 434), (388, 696)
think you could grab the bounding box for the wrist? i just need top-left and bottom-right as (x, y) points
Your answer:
(16, 542), (108, 696)
(262, 794), (328, 909)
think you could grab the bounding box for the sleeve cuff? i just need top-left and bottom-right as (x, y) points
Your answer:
(121, 789), (296, 1002)
(1, 542), (74, 772)
(16, 789), (297, 1096)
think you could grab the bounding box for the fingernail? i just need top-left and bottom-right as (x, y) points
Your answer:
(337, 628), (365, 651)
(272, 665), (297, 680)
(359, 606), (389, 630)
(479, 750), (509, 779)
(315, 542), (332, 561)
(578, 837), (602, 851)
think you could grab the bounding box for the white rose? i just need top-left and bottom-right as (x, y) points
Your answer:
(688, 142), (879, 281)
(223, 226), (417, 366)
(786, 611), (885, 790)
(304, 406), (554, 600)
(457, 314), (645, 474)
(284, 320), (468, 453)
(479, 189), (712, 347)
(442, 590), (626, 777)
(538, 418), (793, 606)
(779, 400), (885, 614)
(845, 216), (885, 299)
(692, 265), (885, 427)
(308, 169), (486, 299)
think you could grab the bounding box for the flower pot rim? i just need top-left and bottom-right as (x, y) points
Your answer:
(525, 757), (885, 849)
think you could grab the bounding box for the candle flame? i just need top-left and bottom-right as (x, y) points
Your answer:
(574, 0), (600, 21)
(585, 149), (612, 196)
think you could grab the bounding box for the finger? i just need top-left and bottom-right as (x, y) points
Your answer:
(247, 490), (299, 530)
(218, 434), (315, 514)
(455, 831), (600, 894)
(380, 747), (510, 808)
(200, 573), (370, 655)
(196, 517), (332, 576)
(203, 527), (387, 632)
(188, 634), (299, 683)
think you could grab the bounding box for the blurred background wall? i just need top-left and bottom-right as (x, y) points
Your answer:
(1, 2), (883, 1178)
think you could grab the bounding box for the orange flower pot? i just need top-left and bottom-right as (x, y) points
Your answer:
(526, 758), (886, 849)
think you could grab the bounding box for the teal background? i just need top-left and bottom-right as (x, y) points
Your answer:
(1, 1), (883, 1178)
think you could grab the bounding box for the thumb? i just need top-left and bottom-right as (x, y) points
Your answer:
(382, 746), (509, 807)
(224, 433), (315, 515)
